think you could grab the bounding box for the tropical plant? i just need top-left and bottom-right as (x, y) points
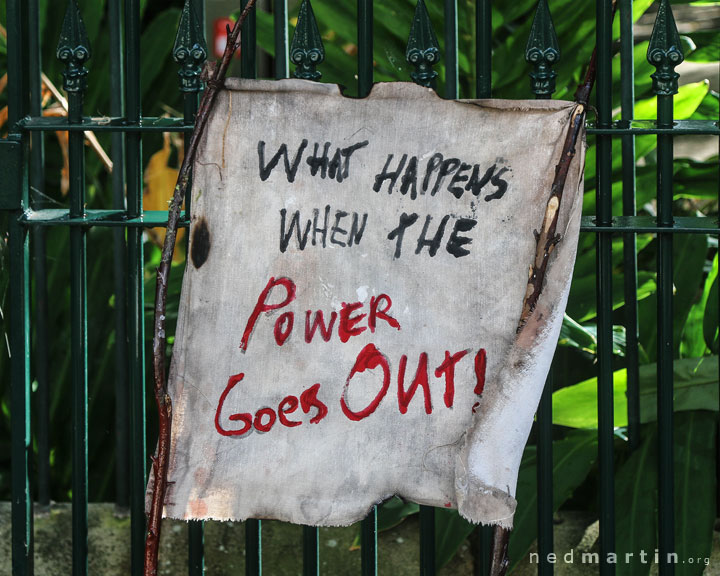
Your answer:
(0, 0), (717, 574)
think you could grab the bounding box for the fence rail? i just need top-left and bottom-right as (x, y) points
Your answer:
(3, 0), (717, 575)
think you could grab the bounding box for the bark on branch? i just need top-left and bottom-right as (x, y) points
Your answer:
(144, 2), (258, 574)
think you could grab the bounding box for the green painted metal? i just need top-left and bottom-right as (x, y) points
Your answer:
(648, 1), (683, 572)
(21, 210), (720, 234)
(647, 0), (684, 97)
(246, 519), (262, 575)
(302, 526), (319, 576)
(536, 371), (554, 576)
(7, 6), (31, 572)
(361, 507), (378, 576)
(20, 116), (195, 131)
(620, 0), (640, 452)
(124, 0), (147, 571)
(444, 0), (458, 99)
(358, 0), (373, 97)
(274, 0), (289, 79)
(242, 0), (257, 79)
(475, 0), (491, 98)
(174, 0), (208, 93)
(57, 0), (91, 94)
(0, 140), (22, 209)
(525, 0), (559, 98)
(181, 0), (207, 567)
(596, 0), (615, 573)
(28, 0), (52, 510)
(526, 4), (559, 570)
(5, 2), (713, 575)
(7, 3), (31, 572)
(406, 0), (440, 88)
(19, 116), (720, 135)
(109, 0), (130, 512)
(58, 3), (91, 573)
(419, 506), (435, 575)
(188, 521), (205, 576)
(291, 0), (325, 81)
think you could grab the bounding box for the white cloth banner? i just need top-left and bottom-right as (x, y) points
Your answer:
(155, 79), (585, 528)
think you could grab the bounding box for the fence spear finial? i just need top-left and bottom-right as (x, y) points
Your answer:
(406, 0), (440, 88)
(647, 0), (684, 96)
(173, 0), (208, 93)
(525, 0), (560, 98)
(57, 0), (91, 93)
(291, 0), (325, 81)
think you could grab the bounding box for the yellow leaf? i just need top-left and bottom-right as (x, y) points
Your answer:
(144, 133), (185, 257)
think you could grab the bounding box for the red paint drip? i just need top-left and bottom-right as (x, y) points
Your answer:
(474, 348), (487, 396)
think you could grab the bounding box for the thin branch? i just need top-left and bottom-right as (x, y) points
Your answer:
(517, 0), (615, 330)
(144, 2), (258, 575)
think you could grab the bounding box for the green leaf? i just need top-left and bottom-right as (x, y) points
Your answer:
(640, 234), (708, 361)
(674, 411), (716, 576)
(681, 252), (717, 357)
(377, 497), (419, 532)
(685, 29), (720, 62)
(615, 426), (657, 576)
(634, 81), (710, 120)
(507, 430), (598, 572)
(350, 497), (419, 550)
(435, 508), (475, 570)
(139, 8), (181, 96)
(553, 356), (719, 429)
(704, 268), (719, 353)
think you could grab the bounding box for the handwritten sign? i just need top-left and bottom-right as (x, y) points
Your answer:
(155, 79), (585, 528)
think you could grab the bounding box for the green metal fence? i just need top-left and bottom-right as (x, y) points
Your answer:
(3, 0), (719, 574)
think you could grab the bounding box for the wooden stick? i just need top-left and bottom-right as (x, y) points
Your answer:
(144, 2), (258, 574)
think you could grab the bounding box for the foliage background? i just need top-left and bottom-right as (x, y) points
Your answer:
(0, 0), (718, 573)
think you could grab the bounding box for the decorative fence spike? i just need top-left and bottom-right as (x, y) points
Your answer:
(290, 0), (324, 81)
(57, 0), (91, 93)
(406, 0), (440, 88)
(647, 0), (684, 96)
(173, 0), (208, 93)
(525, 0), (560, 98)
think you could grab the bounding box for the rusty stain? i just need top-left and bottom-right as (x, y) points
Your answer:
(188, 498), (208, 516)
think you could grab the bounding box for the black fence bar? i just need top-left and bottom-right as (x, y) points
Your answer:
(302, 525), (319, 576)
(537, 371), (553, 576)
(361, 506), (378, 576)
(475, 0), (491, 98)
(444, 0), (458, 99)
(242, 0), (258, 79)
(656, 56), (676, 576)
(246, 519), (262, 575)
(274, 0), (289, 79)
(185, 0), (207, 567)
(17, 116), (720, 135)
(28, 0), (51, 509)
(596, 0), (616, 573)
(358, 0), (373, 97)
(188, 520), (205, 576)
(8, 0), (32, 572)
(420, 506), (436, 575)
(108, 0), (130, 513)
(124, 0), (147, 571)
